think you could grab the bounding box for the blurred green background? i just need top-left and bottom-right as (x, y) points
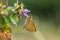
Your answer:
(0, 0), (60, 40)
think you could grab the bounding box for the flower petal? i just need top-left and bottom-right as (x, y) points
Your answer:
(23, 13), (28, 18)
(22, 9), (30, 18)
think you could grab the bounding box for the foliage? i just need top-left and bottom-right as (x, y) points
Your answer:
(0, 0), (30, 28)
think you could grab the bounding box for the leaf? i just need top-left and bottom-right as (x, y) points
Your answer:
(10, 14), (19, 26)
(6, 8), (13, 15)
(3, 9), (8, 15)
(14, 0), (19, 9)
(0, 15), (5, 27)
(3, 8), (12, 15)
(3, 15), (12, 25)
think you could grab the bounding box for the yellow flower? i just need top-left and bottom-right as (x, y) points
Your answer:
(0, 11), (5, 15)
(4, 23), (11, 32)
(0, 2), (2, 7)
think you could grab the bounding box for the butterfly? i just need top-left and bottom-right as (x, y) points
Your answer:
(23, 15), (36, 32)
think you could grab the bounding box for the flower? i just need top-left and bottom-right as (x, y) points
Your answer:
(22, 9), (30, 18)
(0, 2), (2, 7)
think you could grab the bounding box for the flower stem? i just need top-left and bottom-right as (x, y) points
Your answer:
(6, 0), (8, 8)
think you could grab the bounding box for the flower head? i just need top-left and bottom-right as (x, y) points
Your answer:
(22, 9), (30, 18)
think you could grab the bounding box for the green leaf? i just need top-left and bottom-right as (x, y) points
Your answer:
(0, 15), (6, 27)
(10, 14), (19, 26)
(14, 0), (19, 9)
(3, 15), (12, 25)
(3, 9), (8, 15)
(6, 8), (13, 15)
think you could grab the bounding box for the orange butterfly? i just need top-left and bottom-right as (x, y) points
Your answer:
(23, 16), (36, 32)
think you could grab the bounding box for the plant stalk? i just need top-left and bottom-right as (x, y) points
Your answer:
(6, 0), (8, 8)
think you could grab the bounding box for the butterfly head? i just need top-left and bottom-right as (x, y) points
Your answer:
(29, 15), (33, 21)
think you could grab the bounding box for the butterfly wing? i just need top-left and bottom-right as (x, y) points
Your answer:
(23, 16), (36, 32)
